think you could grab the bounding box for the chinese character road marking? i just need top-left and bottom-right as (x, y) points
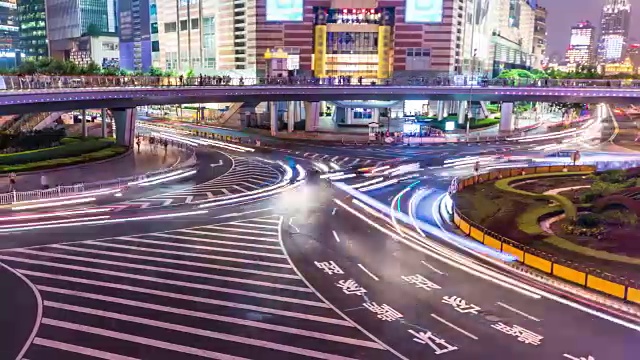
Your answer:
(408, 330), (458, 355)
(401, 274), (441, 291)
(314, 261), (344, 275)
(491, 323), (543, 346)
(363, 302), (404, 321)
(336, 279), (367, 295)
(442, 296), (481, 314)
(563, 355), (595, 360)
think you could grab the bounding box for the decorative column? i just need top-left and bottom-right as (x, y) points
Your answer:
(458, 101), (467, 125)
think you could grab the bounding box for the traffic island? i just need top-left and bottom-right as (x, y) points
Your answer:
(451, 166), (640, 304)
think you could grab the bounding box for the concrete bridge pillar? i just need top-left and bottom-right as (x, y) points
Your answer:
(269, 102), (278, 136)
(305, 102), (320, 132)
(81, 109), (87, 137)
(101, 108), (107, 138)
(458, 101), (467, 125)
(500, 102), (515, 132)
(437, 101), (445, 121)
(110, 107), (137, 146)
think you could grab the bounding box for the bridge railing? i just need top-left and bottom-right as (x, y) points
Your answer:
(3, 75), (640, 91)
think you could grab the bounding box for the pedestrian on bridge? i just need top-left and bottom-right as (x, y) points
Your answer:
(8, 172), (16, 192)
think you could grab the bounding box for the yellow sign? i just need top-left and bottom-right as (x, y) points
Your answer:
(313, 25), (327, 78)
(377, 26), (391, 79)
(264, 48), (289, 59)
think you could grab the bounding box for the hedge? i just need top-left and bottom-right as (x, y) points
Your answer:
(493, 172), (592, 221)
(0, 137), (114, 165)
(0, 145), (127, 172)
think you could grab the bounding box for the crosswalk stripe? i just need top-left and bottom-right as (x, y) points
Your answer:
(122, 236), (286, 259)
(41, 318), (250, 360)
(89, 240), (288, 268)
(23, 270), (346, 324)
(52, 244), (298, 280)
(12, 248), (307, 292)
(252, 218), (281, 224)
(44, 302), (362, 359)
(41, 288), (380, 348)
(171, 229), (279, 242)
(32, 338), (140, 360)
(0, 255), (319, 305)
(198, 226), (279, 236)
(228, 222), (278, 229)
(152, 232), (281, 250)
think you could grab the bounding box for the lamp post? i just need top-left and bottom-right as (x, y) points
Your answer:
(466, 1), (478, 138)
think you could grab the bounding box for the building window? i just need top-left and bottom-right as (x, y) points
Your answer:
(180, 20), (188, 31)
(152, 40), (160, 52)
(191, 19), (199, 30)
(164, 22), (176, 33)
(151, 22), (158, 34)
(406, 48), (431, 71)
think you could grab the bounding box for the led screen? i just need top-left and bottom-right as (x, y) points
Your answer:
(405, 0), (444, 23)
(266, 0), (304, 22)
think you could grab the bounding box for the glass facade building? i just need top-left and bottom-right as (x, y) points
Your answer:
(17, 0), (48, 58)
(46, 0), (116, 41)
(119, 0), (152, 71)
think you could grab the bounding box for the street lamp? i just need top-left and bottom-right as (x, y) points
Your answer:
(466, 1), (478, 138)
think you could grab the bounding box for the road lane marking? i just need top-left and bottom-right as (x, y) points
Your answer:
(41, 318), (252, 360)
(46, 290), (381, 348)
(421, 261), (446, 275)
(332, 231), (341, 242)
(178, 229), (278, 241)
(496, 302), (541, 321)
(32, 338), (139, 360)
(215, 208), (273, 218)
(52, 244), (298, 280)
(288, 217), (300, 233)
(197, 226), (279, 236)
(45, 303), (366, 359)
(332, 207), (337, 215)
(357, 264), (380, 281)
(430, 314), (478, 340)
(26, 270), (345, 324)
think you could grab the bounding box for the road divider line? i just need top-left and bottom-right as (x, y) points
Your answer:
(358, 264), (380, 281)
(430, 314), (478, 340)
(332, 230), (341, 242)
(421, 261), (445, 275)
(496, 302), (541, 321)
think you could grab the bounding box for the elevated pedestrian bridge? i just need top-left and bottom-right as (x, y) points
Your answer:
(0, 76), (639, 115)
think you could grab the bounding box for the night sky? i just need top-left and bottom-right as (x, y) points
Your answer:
(538, 0), (640, 58)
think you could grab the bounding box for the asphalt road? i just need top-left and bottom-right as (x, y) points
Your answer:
(0, 117), (639, 359)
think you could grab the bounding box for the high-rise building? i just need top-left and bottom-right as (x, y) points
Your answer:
(17, 0), (48, 59)
(532, 5), (547, 69)
(46, 0), (119, 60)
(156, 0), (469, 79)
(598, 0), (631, 63)
(118, 0), (152, 72)
(565, 20), (596, 66)
(156, 0), (215, 75)
(0, 0), (21, 68)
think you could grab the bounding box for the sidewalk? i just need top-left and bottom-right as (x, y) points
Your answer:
(0, 139), (186, 193)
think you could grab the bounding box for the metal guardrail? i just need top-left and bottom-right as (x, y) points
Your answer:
(452, 165), (640, 305)
(3, 75), (640, 91)
(0, 144), (197, 205)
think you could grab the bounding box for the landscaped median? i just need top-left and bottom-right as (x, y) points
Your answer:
(0, 137), (128, 173)
(451, 165), (640, 305)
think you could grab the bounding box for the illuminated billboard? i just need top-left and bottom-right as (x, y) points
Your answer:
(266, 0), (304, 22)
(405, 0), (444, 23)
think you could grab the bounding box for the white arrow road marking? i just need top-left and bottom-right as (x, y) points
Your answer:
(184, 195), (194, 203)
(210, 160), (224, 168)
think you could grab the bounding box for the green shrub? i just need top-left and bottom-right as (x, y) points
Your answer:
(597, 169), (627, 184)
(576, 213), (600, 228)
(0, 145), (127, 172)
(600, 209), (638, 226)
(0, 137), (114, 165)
